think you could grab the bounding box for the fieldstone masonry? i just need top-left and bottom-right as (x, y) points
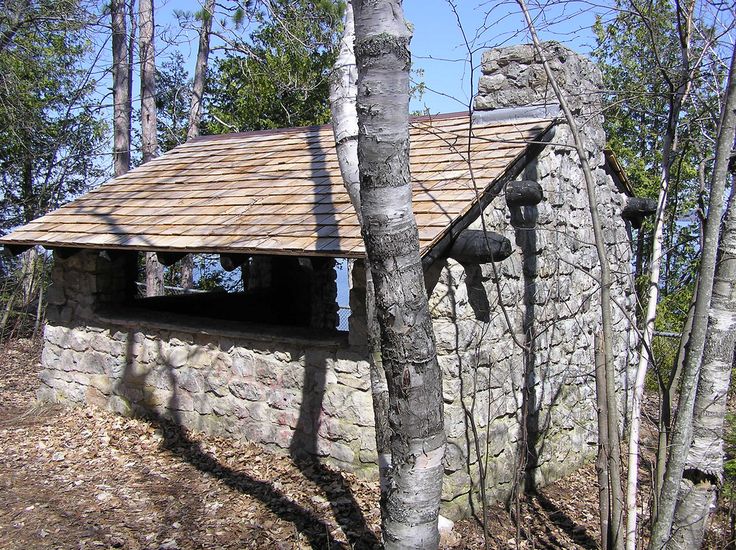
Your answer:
(37, 42), (637, 520)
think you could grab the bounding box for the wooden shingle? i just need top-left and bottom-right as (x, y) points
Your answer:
(0, 112), (553, 258)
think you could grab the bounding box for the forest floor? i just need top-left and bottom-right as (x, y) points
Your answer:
(0, 337), (732, 549)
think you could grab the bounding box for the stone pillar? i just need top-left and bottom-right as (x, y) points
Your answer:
(464, 42), (637, 492)
(475, 41), (604, 118)
(348, 259), (368, 347)
(310, 257), (338, 330)
(46, 249), (137, 325)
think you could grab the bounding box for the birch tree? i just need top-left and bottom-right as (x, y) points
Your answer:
(328, 0), (392, 485)
(648, 40), (736, 550)
(620, 1), (701, 545)
(652, 42), (736, 550)
(139, 0), (164, 297)
(353, 1), (444, 547)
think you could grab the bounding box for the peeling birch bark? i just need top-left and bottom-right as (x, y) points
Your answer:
(353, 1), (445, 547)
(650, 42), (736, 550)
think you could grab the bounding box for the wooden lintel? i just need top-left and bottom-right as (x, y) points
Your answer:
(447, 229), (513, 264)
(52, 247), (81, 260)
(3, 244), (32, 256)
(99, 249), (130, 262)
(505, 180), (544, 207)
(622, 197), (658, 229)
(220, 253), (249, 272)
(156, 251), (185, 266)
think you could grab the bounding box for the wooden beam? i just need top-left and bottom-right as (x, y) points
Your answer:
(505, 180), (544, 207)
(52, 247), (81, 260)
(447, 229), (512, 263)
(220, 253), (249, 272)
(421, 122), (556, 270)
(3, 244), (32, 256)
(622, 197), (658, 229)
(156, 251), (185, 266)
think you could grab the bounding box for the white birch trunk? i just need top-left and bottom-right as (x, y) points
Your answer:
(665, 43), (736, 550)
(328, 0), (393, 485)
(649, 42), (736, 550)
(626, 70), (689, 550)
(353, 1), (444, 547)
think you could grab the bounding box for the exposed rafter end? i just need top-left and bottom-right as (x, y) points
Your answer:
(220, 253), (249, 272)
(52, 247), (81, 260)
(156, 251), (186, 267)
(447, 229), (512, 264)
(99, 249), (130, 262)
(3, 244), (32, 256)
(622, 197), (658, 229)
(505, 180), (544, 207)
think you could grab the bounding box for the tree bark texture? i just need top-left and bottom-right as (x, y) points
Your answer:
(666, 44), (736, 550)
(328, 0), (393, 486)
(516, 2), (624, 547)
(138, 0), (163, 296)
(139, 0), (157, 164)
(353, 1), (445, 547)
(111, 0), (131, 177)
(186, 0), (214, 142)
(649, 42), (736, 550)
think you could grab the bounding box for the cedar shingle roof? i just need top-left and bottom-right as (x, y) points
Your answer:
(0, 112), (553, 258)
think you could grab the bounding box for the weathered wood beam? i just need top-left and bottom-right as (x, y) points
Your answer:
(156, 251), (185, 267)
(421, 122), (557, 270)
(52, 247), (81, 260)
(447, 229), (512, 263)
(3, 244), (32, 256)
(99, 249), (131, 262)
(505, 180), (544, 207)
(622, 197), (658, 229)
(220, 253), (249, 272)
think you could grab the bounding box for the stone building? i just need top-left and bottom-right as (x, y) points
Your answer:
(0, 43), (648, 518)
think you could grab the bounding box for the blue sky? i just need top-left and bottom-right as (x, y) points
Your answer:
(152, 0), (607, 115)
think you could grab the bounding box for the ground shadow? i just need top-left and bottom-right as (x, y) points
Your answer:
(111, 331), (379, 549)
(532, 492), (599, 549)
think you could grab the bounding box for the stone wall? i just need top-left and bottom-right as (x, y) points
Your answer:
(426, 41), (636, 517)
(40, 251), (377, 477)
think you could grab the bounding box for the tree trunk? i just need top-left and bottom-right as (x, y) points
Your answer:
(665, 43), (736, 550)
(516, 2), (624, 548)
(177, 0), (214, 291)
(112, 0), (131, 177)
(139, 0), (157, 164)
(353, 1), (445, 547)
(186, 0), (213, 142)
(328, 0), (392, 488)
(649, 41), (736, 550)
(626, 62), (691, 550)
(139, 0), (163, 296)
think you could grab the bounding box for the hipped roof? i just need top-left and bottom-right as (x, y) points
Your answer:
(0, 112), (554, 258)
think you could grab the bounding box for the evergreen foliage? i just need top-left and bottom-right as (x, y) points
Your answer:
(206, 0), (344, 132)
(0, 0), (106, 231)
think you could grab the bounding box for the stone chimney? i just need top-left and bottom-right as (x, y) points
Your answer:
(474, 41), (603, 116)
(473, 41), (607, 173)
